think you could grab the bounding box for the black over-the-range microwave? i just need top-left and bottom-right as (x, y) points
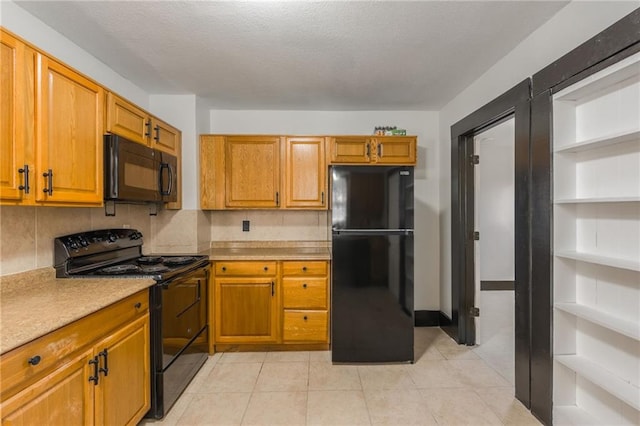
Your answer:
(104, 134), (178, 203)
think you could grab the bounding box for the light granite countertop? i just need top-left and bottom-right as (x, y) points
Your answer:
(204, 241), (331, 261)
(0, 268), (154, 354)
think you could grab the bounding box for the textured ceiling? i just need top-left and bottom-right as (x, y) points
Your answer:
(15, 1), (570, 110)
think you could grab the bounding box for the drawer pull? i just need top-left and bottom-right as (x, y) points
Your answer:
(221, 266), (227, 272)
(134, 302), (142, 309)
(302, 266), (307, 272)
(264, 266), (269, 272)
(303, 316), (308, 321)
(28, 355), (41, 366)
(302, 283), (308, 288)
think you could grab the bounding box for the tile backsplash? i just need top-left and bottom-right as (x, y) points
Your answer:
(0, 206), (331, 277)
(0, 204), (152, 276)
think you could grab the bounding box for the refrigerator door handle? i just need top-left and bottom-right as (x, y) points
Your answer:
(332, 228), (414, 236)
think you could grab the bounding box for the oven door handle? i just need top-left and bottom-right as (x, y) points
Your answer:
(160, 265), (209, 289)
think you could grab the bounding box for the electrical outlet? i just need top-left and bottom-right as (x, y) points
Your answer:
(242, 220), (250, 232)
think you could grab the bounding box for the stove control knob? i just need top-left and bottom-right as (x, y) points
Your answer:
(80, 238), (89, 248)
(68, 239), (79, 250)
(107, 233), (118, 243)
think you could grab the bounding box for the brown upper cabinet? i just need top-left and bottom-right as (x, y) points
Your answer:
(283, 136), (327, 209)
(1, 29), (103, 206)
(106, 92), (181, 157)
(201, 134), (327, 210)
(328, 135), (416, 165)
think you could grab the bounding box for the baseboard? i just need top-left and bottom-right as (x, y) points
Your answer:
(414, 310), (441, 327)
(438, 311), (452, 326)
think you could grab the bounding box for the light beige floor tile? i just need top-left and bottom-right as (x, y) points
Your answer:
(219, 352), (267, 363)
(475, 387), (542, 425)
(264, 351), (311, 363)
(406, 360), (466, 389)
(449, 359), (512, 388)
(414, 345), (445, 363)
(241, 391), (307, 425)
(199, 362), (262, 393)
(308, 362), (361, 390)
(435, 338), (480, 360)
(176, 392), (251, 426)
(309, 350), (332, 363)
(254, 362), (309, 392)
(307, 390), (371, 425)
(364, 389), (437, 425)
(414, 327), (444, 346)
(357, 364), (415, 390)
(419, 388), (502, 425)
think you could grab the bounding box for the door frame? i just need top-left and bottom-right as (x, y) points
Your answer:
(449, 78), (532, 407)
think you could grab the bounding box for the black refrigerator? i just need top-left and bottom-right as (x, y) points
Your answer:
(331, 165), (414, 363)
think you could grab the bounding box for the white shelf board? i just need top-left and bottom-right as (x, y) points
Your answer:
(555, 250), (640, 272)
(555, 196), (640, 204)
(555, 354), (640, 411)
(553, 406), (603, 426)
(554, 129), (640, 153)
(555, 303), (640, 341)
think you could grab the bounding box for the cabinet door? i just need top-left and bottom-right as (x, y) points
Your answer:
(214, 277), (278, 343)
(200, 135), (226, 209)
(94, 315), (150, 426)
(284, 137), (327, 209)
(151, 117), (180, 156)
(0, 349), (94, 426)
(0, 31), (35, 203)
(372, 137), (417, 165)
(329, 136), (371, 164)
(106, 92), (150, 145)
(37, 55), (104, 204)
(225, 136), (280, 208)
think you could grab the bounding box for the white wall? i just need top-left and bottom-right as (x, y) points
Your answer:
(437, 2), (639, 317)
(209, 110), (440, 311)
(0, 0), (148, 106)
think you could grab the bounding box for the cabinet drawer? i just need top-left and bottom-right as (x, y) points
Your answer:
(282, 278), (327, 309)
(215, 261), (277, 276)
(0, 290), (148, 399)
(283, 311), (328, 342)
(282, 261), (327, 276)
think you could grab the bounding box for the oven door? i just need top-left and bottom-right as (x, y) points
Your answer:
(148, 265), (209, 418)
(105, 134), (161, 202)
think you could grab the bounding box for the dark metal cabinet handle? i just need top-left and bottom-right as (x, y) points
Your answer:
(154, 125), (160, 142)
(276, 192), (280, 206)
(378, 143), (383, 157)
(28, 355), (41, 366)
(264, 266), (269, 272)
(302, 283), (307, 289)
(271, 281), (275, 296)
(221, 266), (226, 272)
(18, 165), (30, 194)
(98, 349), (109, 376)
(366, 143), (370, 158)
(42, 169), (53, 196)
(134, 302), (142, 309)
(303, 316), (308, 321)
(302, 266), (307, 272)
(88, 356), (99, 385)
(321, 192), (324, 205)
(145, 120), (151, 137)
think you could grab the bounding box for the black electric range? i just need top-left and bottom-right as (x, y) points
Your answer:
(54, 229), (210, 419)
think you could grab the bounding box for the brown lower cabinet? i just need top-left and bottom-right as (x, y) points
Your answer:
(213, 260), (330, 349)
(0, 290), (150, 426)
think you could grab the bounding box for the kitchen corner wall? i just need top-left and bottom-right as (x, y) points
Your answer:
(209, 211), (330, 242)
(0, 205), (153, 276)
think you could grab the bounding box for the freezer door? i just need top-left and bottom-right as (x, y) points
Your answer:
(331, 166), (414, 230)
(331, 233), (414, 363)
